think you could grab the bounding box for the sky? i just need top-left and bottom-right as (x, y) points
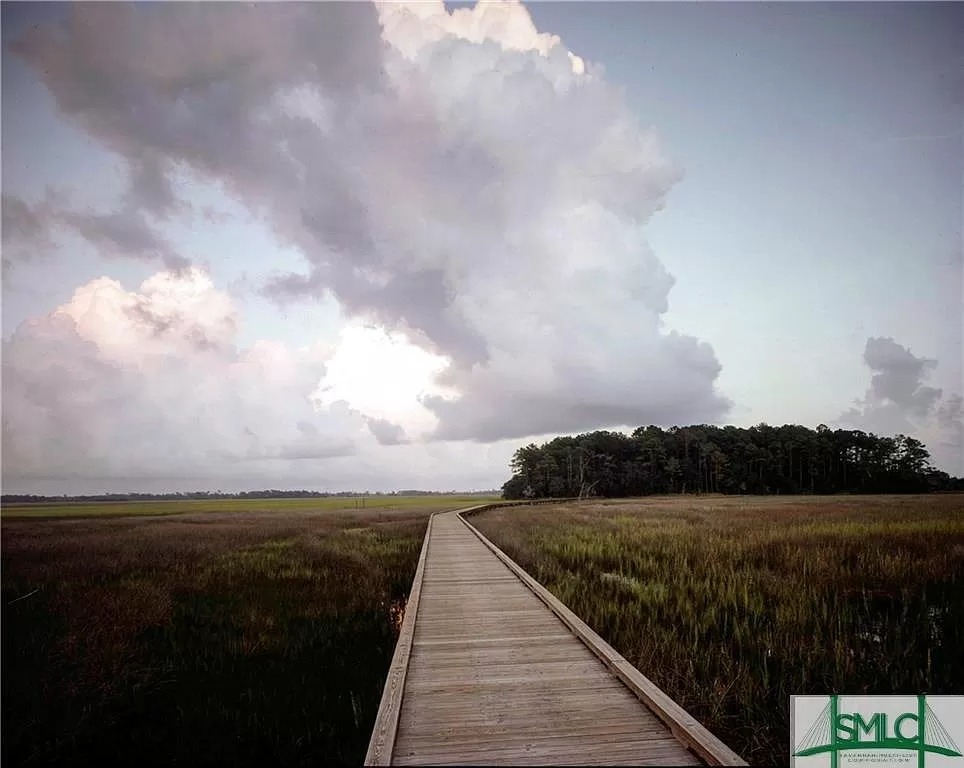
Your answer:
(2, 1), (961, 495)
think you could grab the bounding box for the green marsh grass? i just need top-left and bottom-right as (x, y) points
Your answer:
(472, 494), (964, 766)
(2, 494), (497, 519)
(1, 501), (462, 766)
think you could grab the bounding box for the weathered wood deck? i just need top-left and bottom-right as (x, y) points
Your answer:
(366, 504), (747, 766)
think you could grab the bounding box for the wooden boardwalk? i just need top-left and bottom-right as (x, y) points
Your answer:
(366, 504), (746, 766)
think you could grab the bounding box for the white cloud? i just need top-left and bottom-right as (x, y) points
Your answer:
(1, 269), (523, 492)
(314, 324), (454, 440)
(375, 0), (585, 74)
(1, 269), (360, 485)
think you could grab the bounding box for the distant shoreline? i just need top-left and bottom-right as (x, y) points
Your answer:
(1, 490), (501, 504)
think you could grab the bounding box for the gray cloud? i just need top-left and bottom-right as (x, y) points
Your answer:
(124, 299), (236, 353)
(2, 194), (52, 246)
(126, 153), (182, 218)
(59, 206), (190, 271)
(840, 337), (943, 430)
(1, 190), (190, 271)
(277, 441), (357, 461)
(2, 193), (58, 270)
(425, 331), (726, 441)
(937, 394), (963, 430)
(366, 417), (409, 446)
(839, 336), (962, 471)
(275, 420), (356, 460)
(935, 394), (964, 472)
(9, 2), (729, 446)
(862, 336), (943, 418)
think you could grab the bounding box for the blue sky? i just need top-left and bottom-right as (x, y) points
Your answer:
(2, 1), (961, 493)
(527, 1), (962, 427)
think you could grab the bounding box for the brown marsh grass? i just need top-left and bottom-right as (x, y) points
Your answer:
(472, 494), (964, 766)
(2, 502), (442, 767)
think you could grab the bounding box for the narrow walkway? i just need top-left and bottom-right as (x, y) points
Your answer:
(368, 507), (733, 765)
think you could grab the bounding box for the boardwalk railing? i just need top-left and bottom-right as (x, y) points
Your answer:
(365, 513), (436, 765)
(366, 501), (747, 766)
(459, 505), (746, 766)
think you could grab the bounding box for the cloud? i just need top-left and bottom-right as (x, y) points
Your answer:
(376, 0), (584, 70)
(862, 336), (942, 418)
(1, 271), (520, 494)
(2, 193), (60, 270)
(58, 206), (190, 271)
(1, 269), (362, 485)
(2, 189), (189, 272)
(839, 336), (962, 473)
(937, 394), (963, 430)
(125, 153), (183, 218)
(2, 195), (53, 248)
(9, 0), (729, 448)
(365, 417), (409, 446)
(840, 337), (943, 430)
(312, 323), (452, 440)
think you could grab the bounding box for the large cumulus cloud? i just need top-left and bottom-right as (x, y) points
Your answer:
(1, 269), (524, 494)
(1, 269), (362, 485)
(8, 0), (729, 451)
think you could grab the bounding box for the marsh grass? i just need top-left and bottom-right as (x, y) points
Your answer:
(2, 494), (497, 519)
(1, 504), (440, 766)
(472, 494), (964, 766)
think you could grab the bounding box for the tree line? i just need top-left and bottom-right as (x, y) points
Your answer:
(501, 424), (963, 499)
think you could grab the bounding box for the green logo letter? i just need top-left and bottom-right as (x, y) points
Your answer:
(836, 713), (857, 742)
(894, 712), (919, 742)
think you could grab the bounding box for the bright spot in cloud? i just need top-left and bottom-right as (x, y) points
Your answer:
(314, 324), (455, 437)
